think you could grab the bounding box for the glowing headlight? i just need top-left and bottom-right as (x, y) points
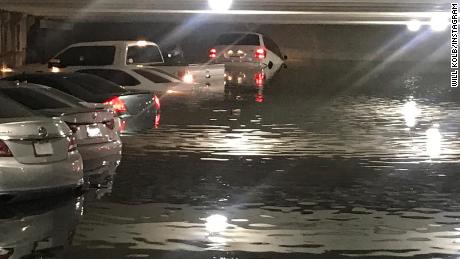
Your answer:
(182, 73), (194, 84)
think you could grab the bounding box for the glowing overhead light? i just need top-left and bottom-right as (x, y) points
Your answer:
(205, 214), (228, 233)
(430, 14), (449, 31)
(407, 20), (422, 32)
(208, 0), (233, 11)
(136, 40), (148, 47)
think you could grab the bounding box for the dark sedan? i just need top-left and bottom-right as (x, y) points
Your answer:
(3, 73), (161, 133)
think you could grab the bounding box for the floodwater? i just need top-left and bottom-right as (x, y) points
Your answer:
(2, 61), (460, 258)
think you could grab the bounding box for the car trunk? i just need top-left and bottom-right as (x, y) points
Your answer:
(215, 46), (262, 64)
(40, 107), (117, 146)
(0, 118), (71, 164)
(117, 91), (156, 116)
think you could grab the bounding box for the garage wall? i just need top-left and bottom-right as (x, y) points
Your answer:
(27, 22), (449, 68)
(0, 10), (33, 69)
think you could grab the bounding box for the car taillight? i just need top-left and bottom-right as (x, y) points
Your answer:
(209, 48), (217, 58)
(104, 96), (127, 115)
(103, 119), (115, 130)
(255, 72), (265, 87)
(0, 140), (12, 157)
(254, 48), (266, 59)
(68, 136), (77, 152)
(153, 95), (161, 111)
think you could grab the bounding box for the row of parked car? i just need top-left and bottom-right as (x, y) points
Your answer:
(0, 31), (286, 202)
(0, 70), (164, 202)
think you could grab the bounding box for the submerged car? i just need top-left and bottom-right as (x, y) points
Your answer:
(0, 94), (84, 200)
(209, 32), (287, 83)
(77, 66), (225, 100)
(3, 73), (160, 133)
(0, 82), (122, 180)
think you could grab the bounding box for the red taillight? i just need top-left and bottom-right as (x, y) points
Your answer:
(254, 48), (266, 59)
(153, 95), (161, 111)
(104, 96), (127, 115)
(68, 136), (77, 152)
(0, 140), (12, 157)
(209, 48), (217, 58)
(119, 120), (127, 133)
(103, 119), (115, 130)
(255, 72), (265, 87)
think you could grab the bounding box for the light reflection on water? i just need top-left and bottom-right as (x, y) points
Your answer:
(124, 96), (460, 165)
(74, 77), (460, 257)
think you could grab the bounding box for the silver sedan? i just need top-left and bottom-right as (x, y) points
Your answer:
(0, 94), (84, 200)
(0, 83), (122, 181)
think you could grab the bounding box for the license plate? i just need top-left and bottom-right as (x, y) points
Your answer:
(87, 124), (102, 138)
(33, 141), (53, 156)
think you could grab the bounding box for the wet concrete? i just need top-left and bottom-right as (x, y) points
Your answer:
(2, 60), (460, 258)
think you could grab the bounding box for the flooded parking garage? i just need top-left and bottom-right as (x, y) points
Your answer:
(36, 60), (455, 258)
(0, 1), (457, 258)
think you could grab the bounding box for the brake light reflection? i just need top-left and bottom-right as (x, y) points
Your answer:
(255, 72), (265, 87)
(154, 113), (161, 129)
(104, 96), (127, 115)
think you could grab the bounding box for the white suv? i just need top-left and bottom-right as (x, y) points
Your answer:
(209, 32), (287, 82)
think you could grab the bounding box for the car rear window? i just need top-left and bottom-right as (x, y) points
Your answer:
(0, 88), (71, 110)
(134, 69), (173, 83)
(77, 69), (140, 87)
(215, 33), (260, 46)
(127, 45), (164, 64)
(68, 73), (128, 94)
(56, 46), (116, 66)
(42, 87), (85, 104)
(0, 95), (36, 118)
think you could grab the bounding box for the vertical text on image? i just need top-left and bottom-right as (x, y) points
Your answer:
(452, 2), (458, 87)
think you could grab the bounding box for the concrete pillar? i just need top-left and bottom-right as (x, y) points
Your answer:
(0, 10), (32, 72)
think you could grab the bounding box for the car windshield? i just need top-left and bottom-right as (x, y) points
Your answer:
(215, 33), (260, 45)
(67, 74), (127, 94)
(0, 94), (36, 118)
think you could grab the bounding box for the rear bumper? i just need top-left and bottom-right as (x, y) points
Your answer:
(77, 140), (122, 175)
(0, 152), (84, 194)
(120, 111), (159, 134)
(220, 61), (266, 69)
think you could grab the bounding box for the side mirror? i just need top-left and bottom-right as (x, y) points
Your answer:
(48, 58), (64, 68)
(283, 55), (288, 60)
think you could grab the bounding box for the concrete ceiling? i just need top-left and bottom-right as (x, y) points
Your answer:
(0, 0), (452, 25)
